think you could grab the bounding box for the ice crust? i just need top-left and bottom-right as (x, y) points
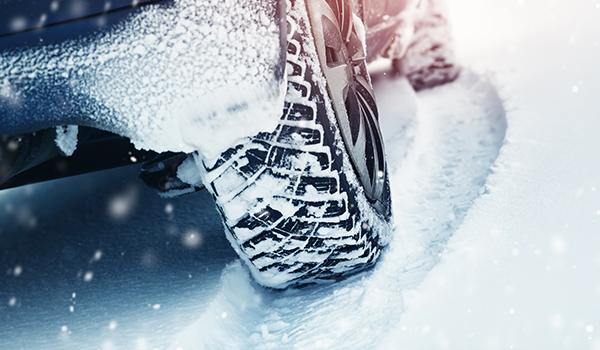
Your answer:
(0, 0), (285, 162)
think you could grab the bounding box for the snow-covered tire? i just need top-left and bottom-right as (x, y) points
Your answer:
(196, 0), (392, 289)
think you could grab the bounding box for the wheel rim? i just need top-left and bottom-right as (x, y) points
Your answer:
(306, 0), (387, 204)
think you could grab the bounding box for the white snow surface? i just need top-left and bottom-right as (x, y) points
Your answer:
(0, 0), (284, 162)
(376, 1), (600, 349)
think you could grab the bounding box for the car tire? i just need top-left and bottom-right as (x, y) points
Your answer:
(196, 0), (392, 289)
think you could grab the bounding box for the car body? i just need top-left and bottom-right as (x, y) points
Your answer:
(0, 0), (286, 190)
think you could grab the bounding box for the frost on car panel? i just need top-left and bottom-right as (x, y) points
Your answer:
(0, 0), (286, 160)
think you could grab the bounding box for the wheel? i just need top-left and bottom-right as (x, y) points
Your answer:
(195, 0), (392, 289)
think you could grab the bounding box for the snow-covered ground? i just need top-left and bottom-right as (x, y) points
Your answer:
(378, 1), (600, 349)
(2, 0), (600, 349)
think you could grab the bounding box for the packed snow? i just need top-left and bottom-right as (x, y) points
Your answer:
(2, 0), (600, 349)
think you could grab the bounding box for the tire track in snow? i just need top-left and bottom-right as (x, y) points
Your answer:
(169, 70), (507, 350)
